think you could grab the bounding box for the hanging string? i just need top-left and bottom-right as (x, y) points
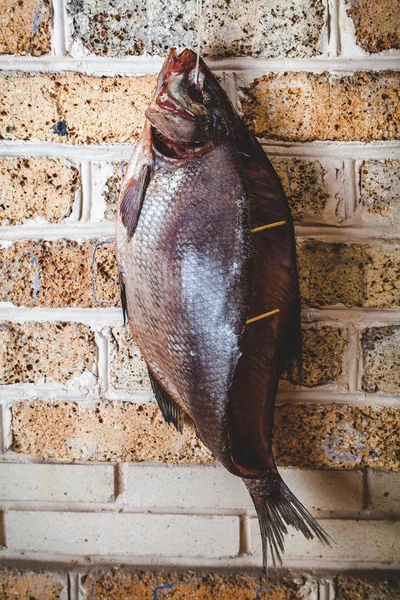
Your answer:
(194, 0), (203, 84)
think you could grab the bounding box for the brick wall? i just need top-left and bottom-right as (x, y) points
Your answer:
(0, 0), (399, 597)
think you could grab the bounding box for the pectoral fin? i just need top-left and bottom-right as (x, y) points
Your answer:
(120, 163), (152, 239)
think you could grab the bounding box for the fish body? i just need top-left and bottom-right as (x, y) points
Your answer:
(117, 48), (329, 564)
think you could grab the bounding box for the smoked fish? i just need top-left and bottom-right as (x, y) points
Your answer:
(117, 48), (330, 566)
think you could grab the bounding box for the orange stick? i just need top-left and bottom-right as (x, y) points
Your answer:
(246, 308), (280, 325)
(251, 220), (286, 234)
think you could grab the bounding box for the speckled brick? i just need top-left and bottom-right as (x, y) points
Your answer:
(242, 71), (400, 142)
(11, 400), (399, 469)
(0, 321), (95, 385)
(361, 326), (400, 394)
(102, 161), (127, 220)
(282, 326), (347, 388)
(0, 239), (119, 308)
(0, 570), (66, 600)
(270, 157), (332, 222)
(67, 0), (326, 59)
(0, 0), (52, 56)
(335, 575), (400, 600)
(298, 242), (400, 308)
(11, 400), (214, 462)
(274, 404), (399, 470)
(0, 73), (155, 144)
(84, 571), (302, 600)
(346, 0), (400, 53)
(359, 159), (400, 221)
(110, 326), (150, 391)
(0, 158), (79, 225)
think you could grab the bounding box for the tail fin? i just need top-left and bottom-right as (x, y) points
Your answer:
(244, 470), (331, 568)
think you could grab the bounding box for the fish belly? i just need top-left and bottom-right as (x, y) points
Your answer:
(118, 141), (251, 464)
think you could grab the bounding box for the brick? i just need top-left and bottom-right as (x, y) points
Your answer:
(11, 400), (214, 462)
(369, 471), (400, 512)
(0, 158), (79, 226)
(0, 463), (114, 503)
(281, 469), (363, 512)
(0, 0), (52, 56)
(12, 401), (399, 470)
(110, 325), (151, 391)
(242, 71), (400, 142)
(0, 321), (95, 384)
(0, 239), (119, 308)
(251, 518), (400, 562)
(359, 159), (400, 221)
(362, 326), (400, 394)
(298, 242), (400, 308)
(6, 511), (239, 557)
(67, 0), (326, 59)
(282, 326), (347, 387)
(273, 404), (400, 470)
(270, 157), (343, 223)
(0, 73), (155, 144)
(0, 570), (66, 600)
(84, 571), (303, 600)
(126, 465), (363, 511)
(336, 575), (400, 600)
(346, 0), (400, 53)
(100, 161), (127, 220)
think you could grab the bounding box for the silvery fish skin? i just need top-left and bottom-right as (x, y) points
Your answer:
(117, 48), (329, 566)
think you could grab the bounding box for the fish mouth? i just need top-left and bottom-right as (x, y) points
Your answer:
(146, 48), (210, 144)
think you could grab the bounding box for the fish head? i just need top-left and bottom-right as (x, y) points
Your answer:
(146, 48), (222, 156)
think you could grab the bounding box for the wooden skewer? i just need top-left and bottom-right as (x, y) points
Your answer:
(251, 220), (286, 234)
(246, 308), (280, 325)
(245, 222), (285, 325)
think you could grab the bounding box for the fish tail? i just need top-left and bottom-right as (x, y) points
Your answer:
(244, 470), (331, 569)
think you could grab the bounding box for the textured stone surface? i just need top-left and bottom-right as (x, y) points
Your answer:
(242, 71), (400, 142)
(346, 0), (400, 53)
(110, 326), (150, 391)
(274, 404), (400, 470)
(0, 158), (79, 225)
(359, 159), (400, 218)
(335, 575), (400, 600)
(12, 400), (214, 462)
(361, 326), (400, 394)
(283, 326), (347, 387)
(103, 161), (127, 220)
(11, 401), (399, 469)
(0, 239), (119, 307)
(0, 321), (95, 384)
(84, 571), (302, 600)
(270, 157), (330, 222)
(0, 0), (52, 56)
(298, 242), (400, 308)
(67, 0), (326, 59)
(0, 570), (65, 600)
(0, 74), (155, 144)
